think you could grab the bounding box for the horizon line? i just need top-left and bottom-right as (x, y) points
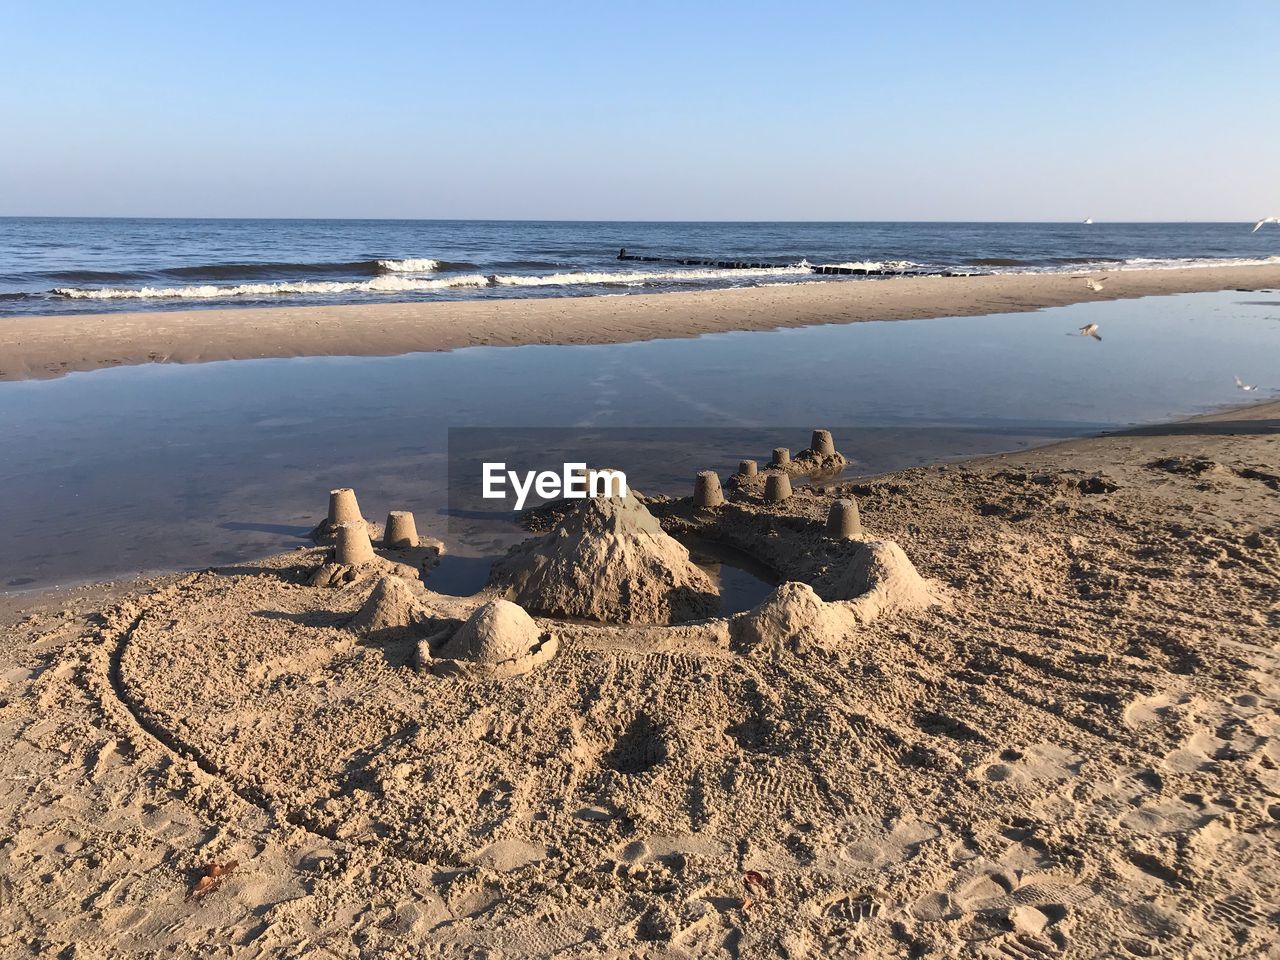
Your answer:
(0, 215), (1266, 225)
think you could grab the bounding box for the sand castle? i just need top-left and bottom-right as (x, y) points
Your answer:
(731, 429), (848, 492)
(309, 498), (443, 587)
(349, 575), (431, 636)
(786, 428), (848, 475)
(351, 579), (562, 677)
(300, 446), (937, 687)
(489, 488), (720, 624)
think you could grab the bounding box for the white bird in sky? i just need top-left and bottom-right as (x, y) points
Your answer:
(1078, 323), (1102, 341)
(1235, 375), (1258, 392)
(1253, 217), (1279, 233)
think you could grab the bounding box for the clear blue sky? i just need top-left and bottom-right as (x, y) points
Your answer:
(2, 1), (1277, 220)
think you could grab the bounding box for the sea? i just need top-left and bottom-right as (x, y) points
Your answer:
(0, 218), (1276, 317)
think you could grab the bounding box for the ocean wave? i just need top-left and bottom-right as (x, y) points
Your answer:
(51, 275), (494, 300)
(49, 264), (816, 301)
(966, 255), (1280, 275)
(374, 257), (440, 273)
(811, 260), (919, 273)
(43, 257), (477, 284)
(164, 260), (380, 281)
(46, 269), (152, 283)
(494, 260), (565, 270)
(44, 254), (1280, 303)
(490, 266), (814, 287)
(1118, 255), (1280, 269)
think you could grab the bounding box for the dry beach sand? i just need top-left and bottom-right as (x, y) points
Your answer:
(2, 262), (1280, 380)
(1, 401), (1276, 958)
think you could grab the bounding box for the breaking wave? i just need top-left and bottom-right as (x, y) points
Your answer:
(52, 275), (494, 300)
(811, 260), (919, 273)
(490, 266), (814, 287)
(41, 255), (1280, 303)
(50, 265), (817, 301)
(42, 257), (472, 285)
(374, 258), (441, 273)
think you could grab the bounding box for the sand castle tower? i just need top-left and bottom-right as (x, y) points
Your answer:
(383, 510), (419, 548)
(826, 499), (862, 539)
(694, 471), (725, 508)
(764, 472), (792, 502)
(311, 487), (379, 542)
(488, 490), (719, 624)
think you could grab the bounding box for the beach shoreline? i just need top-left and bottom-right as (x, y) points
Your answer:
(2, 262), (1278, 381)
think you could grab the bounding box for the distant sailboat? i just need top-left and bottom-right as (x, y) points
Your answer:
(1083, 218), (1093, 224)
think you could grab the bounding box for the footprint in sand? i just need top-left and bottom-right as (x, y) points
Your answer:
(978, 743), (1082, 785)
(1122, 691), (1193, 729)
(1162, 729), (1232, 773)
(1119, 792), (1224, 835)
(1106, 766), (1164, 805)
(810, 890), (882, 924)
(910, 867), (1089, 955)
(824, 818), (942, 871)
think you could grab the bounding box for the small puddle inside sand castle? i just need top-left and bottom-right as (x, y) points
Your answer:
(0, 290), (1276, 591)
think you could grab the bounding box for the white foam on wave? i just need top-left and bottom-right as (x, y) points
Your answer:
(53, 275), (492, 300)
(53, 264), (822, 301)
(983, 255), (1280, 275)
(53, 254), (1279, 302)
(374, 258), (441, 273)
(491, 266), (813, 287)
(813, 260), (919, 272)
(1116, 255), (1280, 270)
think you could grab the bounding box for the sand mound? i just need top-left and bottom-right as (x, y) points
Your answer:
(789, 448), (846, 476)
(828, 540), (941, 620)
(731, 581), (857, 650)
(349, 576), (430, 636)
(733, 542), (937, 650)
(420, 599), (559, 678)
(310, 554), (420, 588)
(489, 492), (719, 624)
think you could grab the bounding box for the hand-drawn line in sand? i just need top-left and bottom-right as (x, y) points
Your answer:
(85, 578), (471, 875)
(91, 581), (339, 841)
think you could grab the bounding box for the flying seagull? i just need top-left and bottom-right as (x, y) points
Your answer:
(1235, 375), (1258, 392)
(1253, 217), (1279, 233)
(1078, 323), (1102, 341)
(1082, 275), (1108, 292)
